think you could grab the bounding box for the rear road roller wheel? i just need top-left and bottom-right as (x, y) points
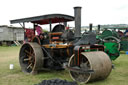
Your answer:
(68, 51), (112, 83)
(19, 42), (44, 74)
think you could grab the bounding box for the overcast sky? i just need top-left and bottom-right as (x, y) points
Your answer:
(0, 0), (128, 27)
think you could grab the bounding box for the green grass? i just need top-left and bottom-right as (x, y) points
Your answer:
(0, 46), (128, 85)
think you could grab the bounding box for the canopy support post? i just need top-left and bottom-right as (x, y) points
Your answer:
(49, 20), (52, 32)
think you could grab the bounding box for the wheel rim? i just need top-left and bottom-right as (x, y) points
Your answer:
(68, 54), (91, 83)
(19, 42), (44, 74)
(32, 36), (41, 45)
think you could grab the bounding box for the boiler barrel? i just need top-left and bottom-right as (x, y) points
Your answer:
(68, 51), (112, 83)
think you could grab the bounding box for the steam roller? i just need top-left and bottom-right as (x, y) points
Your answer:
(10, 6), (113, 83)
(68, 51), (112, 83)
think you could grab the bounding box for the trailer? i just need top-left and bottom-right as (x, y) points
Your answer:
(0, 25), (24, 46)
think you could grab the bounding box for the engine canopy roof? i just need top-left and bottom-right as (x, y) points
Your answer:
(10, 14), (74, 25)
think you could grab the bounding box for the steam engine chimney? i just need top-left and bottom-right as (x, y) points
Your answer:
(74, 7), (82, 38)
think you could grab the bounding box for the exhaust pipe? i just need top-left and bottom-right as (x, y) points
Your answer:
(89, 23), (93, 32)
(74, 7), (82, 38)
(98, 24), (100, 34)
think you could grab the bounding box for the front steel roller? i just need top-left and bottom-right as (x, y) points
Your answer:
(68, 51), (112, 83)
(19, 42), (44, 74)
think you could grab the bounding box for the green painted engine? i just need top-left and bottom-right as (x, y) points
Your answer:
(104, 42), (120, 60)
(97, 29), (120, 60)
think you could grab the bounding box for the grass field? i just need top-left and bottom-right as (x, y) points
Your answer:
(0, 46), (128, 85)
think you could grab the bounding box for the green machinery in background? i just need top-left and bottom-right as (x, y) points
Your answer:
(97, 29), (120, 60)
(120, 36), (128, 51)
(83, 23), (128, 60)
(96, 28), (128, 60)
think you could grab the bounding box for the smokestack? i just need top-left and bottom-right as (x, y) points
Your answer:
(98, 24), (100, 33)
(89, 23), (93, 32)
(74, 7), (82, 38)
